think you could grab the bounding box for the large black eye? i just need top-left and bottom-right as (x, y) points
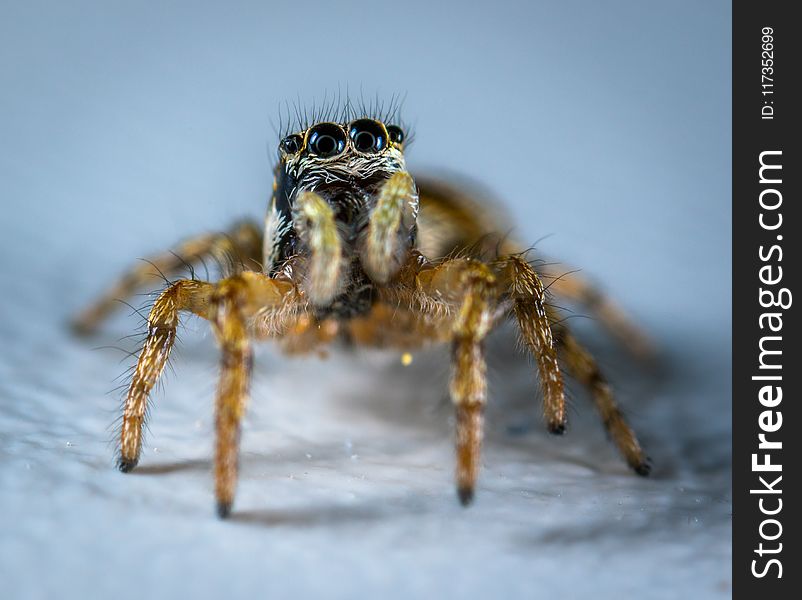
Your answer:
(307, 123), (346, 158)
(387, 125), (404, 145)
(348, 119), (386, 153)
(280, 134), (302, 154)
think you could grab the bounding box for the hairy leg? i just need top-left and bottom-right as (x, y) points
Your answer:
(118, 280), (215, 471)
(552, 322), (651, 475)
(416, 258), (497, 505)
(545, 268), (654, 359)
(118, 270), (298, 518)
(212, 272), (298, 516)
(494, 255), (567, 434)
(414, 178), (651, 358)
(72, 220), (263, 334)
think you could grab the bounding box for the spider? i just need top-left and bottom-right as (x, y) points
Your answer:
(73, 105), (652, 518)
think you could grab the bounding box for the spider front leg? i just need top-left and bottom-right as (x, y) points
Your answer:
(417, 259), (497, 505)
(118, 271), (296, 518)
(118, 279), (215, 472)
(208, 273), (296, 517)
(72, 220), (263, 334)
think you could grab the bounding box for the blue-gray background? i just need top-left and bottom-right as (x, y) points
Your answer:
(0, 1), (731, 599)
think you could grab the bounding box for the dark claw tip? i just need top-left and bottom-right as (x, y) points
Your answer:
(634, 459), (652, 477)
(216, 501), (233, 519)
(457, 486), (475, 506)
(548, 422), (566, 435)
(117, 457), (138, 473)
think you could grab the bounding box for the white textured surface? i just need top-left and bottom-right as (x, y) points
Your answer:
(0, 245), (734, 599)
(0, 310), (731, 599)
(0, 1), (731, 598)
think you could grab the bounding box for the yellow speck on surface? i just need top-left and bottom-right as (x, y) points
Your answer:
(401, 352), (413, 366)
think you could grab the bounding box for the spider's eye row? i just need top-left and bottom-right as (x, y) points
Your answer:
(307, 123), (346, 158)
(280, 134), (303, 155)
(348, 119), (386, 153)
(387, 125), (404, 145)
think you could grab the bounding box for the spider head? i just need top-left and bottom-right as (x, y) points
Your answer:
(276, 119), (408, 200)
(265, 118), (417, 305)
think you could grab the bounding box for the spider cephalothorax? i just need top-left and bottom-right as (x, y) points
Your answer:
(74, 105), (652, 519)
(265, 119), (417, 319)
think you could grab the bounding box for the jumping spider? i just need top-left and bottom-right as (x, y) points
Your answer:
(73, 106), (652, 518)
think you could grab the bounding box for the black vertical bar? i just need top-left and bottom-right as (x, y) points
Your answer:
(733, 0), (799, 597)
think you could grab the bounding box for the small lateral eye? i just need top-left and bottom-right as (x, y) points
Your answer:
(307, 123), (347, 158)
(387, 125), (404, 145)
(348, 119), (386, 153)
(280, 134), (302, 154)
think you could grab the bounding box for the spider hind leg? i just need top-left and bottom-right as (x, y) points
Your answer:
(552, 322), (651, 476)
(546, 268), (655, 360)
(72, 220), (263, 335)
